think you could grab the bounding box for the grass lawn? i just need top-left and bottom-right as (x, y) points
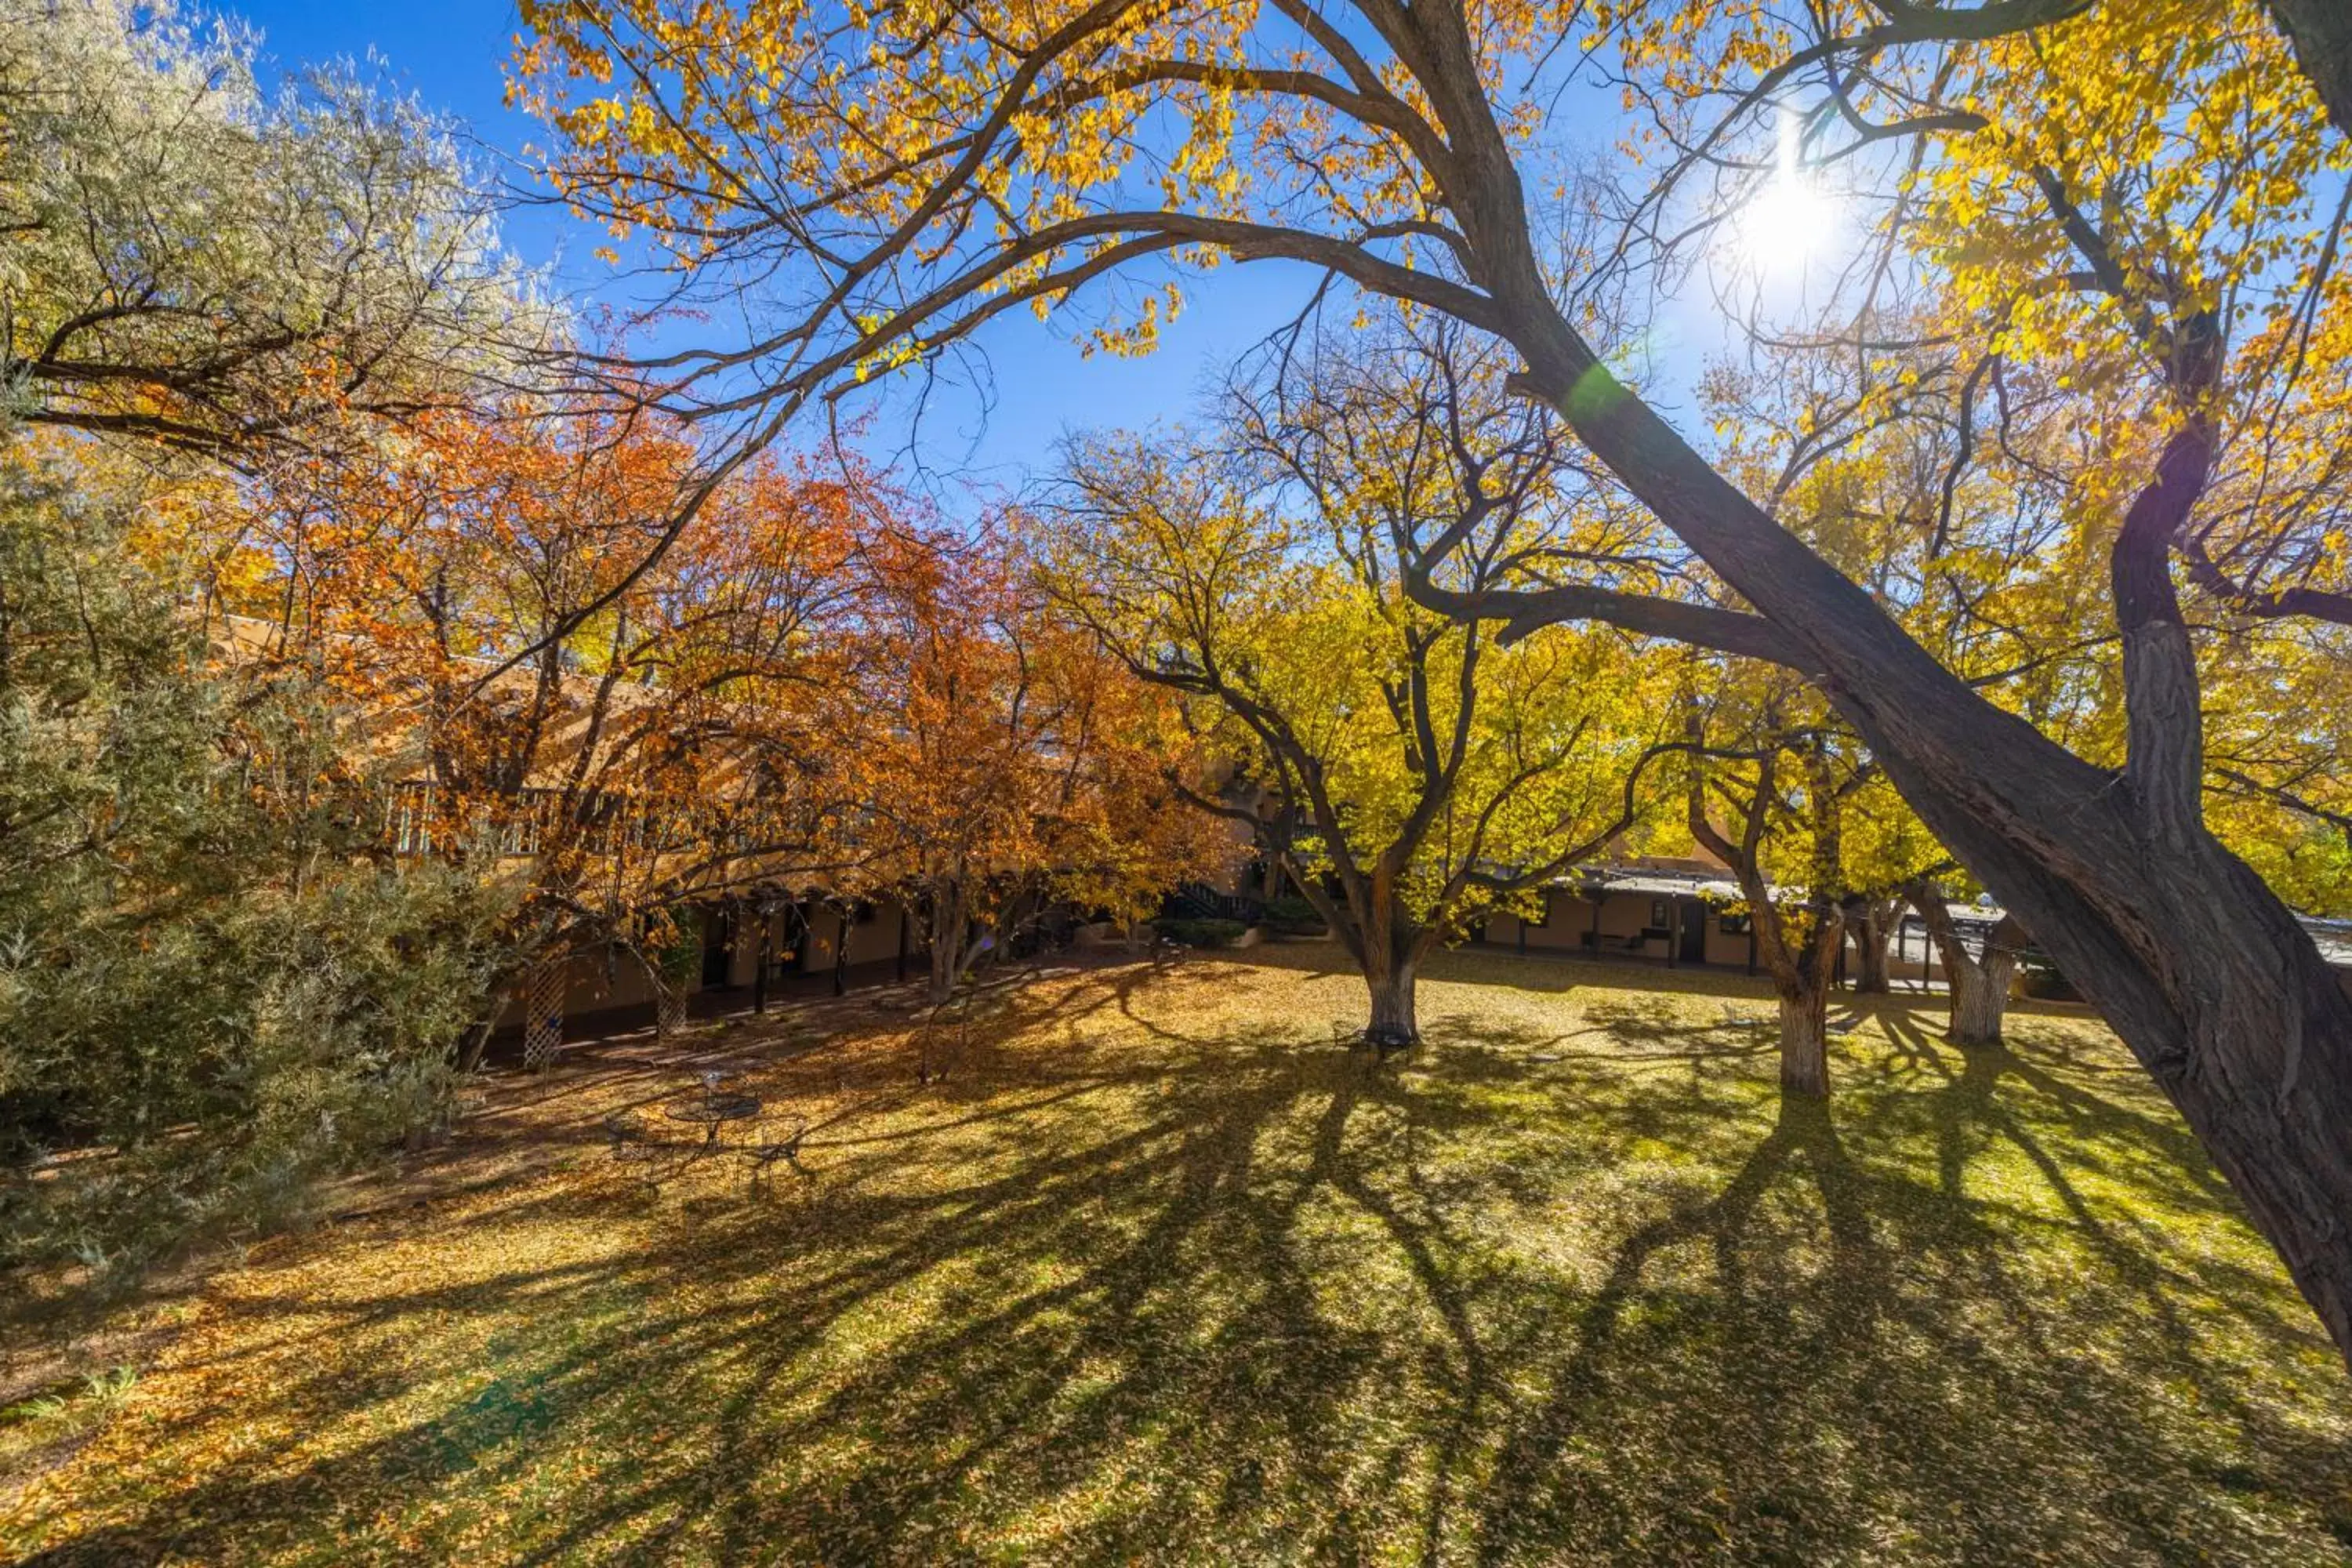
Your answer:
(6, 944), (2350, 1565)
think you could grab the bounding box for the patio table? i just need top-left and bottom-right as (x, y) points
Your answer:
(662, 1084), (763, 1149)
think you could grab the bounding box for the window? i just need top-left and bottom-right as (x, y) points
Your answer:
(1650, 898), (1671, 930)
(1719, 910), (1752, 936)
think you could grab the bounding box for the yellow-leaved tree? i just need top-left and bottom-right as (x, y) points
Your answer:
(1040, 328), (1681, 1043)
(511, 0), (2352, 1363)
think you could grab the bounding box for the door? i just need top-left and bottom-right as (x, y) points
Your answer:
(700, 905), (735, 987)
(1677, 900), (1708, 964)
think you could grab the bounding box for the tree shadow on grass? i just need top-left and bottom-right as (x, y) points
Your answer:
(19, 998), (2352, 1566)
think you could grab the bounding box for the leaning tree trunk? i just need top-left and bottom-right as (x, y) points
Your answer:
(1497, 298), (2352, 1363)
(2267, 0), (2352, 136)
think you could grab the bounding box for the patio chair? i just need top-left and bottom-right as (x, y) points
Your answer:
(601, 1110), (699, 1192)
(740, 1113), (813, 1192)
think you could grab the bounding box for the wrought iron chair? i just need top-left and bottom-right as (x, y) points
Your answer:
(739, 1112), (814, 1194)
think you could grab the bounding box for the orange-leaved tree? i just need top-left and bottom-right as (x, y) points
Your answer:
(846, 521), (1224, 1014)
(220, 399), (874, 1045)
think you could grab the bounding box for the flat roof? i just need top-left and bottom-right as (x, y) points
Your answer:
(1541, 863), (2352, 967)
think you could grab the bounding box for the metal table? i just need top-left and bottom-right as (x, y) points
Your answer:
(662, 1087), (763, 1149)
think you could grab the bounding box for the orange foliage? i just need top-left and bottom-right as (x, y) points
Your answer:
(210, 400), (870, 967)
(191, 399), (1216, 1004)
(840, 517), (1228, 1002)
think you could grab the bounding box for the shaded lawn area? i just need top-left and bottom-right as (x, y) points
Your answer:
(8, 946), (2351, 1565)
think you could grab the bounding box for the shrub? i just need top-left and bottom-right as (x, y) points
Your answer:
(1153, 917), (1247, 949)
(1261, 896), (1327, 935)
(0, 471), (516, 1295)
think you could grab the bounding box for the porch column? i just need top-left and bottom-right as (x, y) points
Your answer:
(753, 904), (771, 1014)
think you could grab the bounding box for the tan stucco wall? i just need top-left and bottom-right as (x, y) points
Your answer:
(1492, 891), (1672, 955)
(787, 898), (921, 974)
(1703, 916), (1751, 968)
(842, 901), (914, 966)
(1599, 892), (1657, 941)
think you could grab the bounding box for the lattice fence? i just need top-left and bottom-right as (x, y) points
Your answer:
(523, 957), (564, 1069)
(655, 980), (690, 1037)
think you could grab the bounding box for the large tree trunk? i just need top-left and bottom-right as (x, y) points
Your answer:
(1358, 38), (2352, 1348)
(1777, 981), (1831, 1098)
(1363, 951), (1420, 1044)
(1364, 964), (1411, 1048)
(1755, 903), (1842, 1099)
(2267, 0), (2352, 135)
(1353, 896), (1425, 1046)
(1489, 286), (2352, 1362)
(1852, 898), (1900, 995)
(1908, 883), (2016, 1048)
(1316, 869), (1427, 1046)
(1948, 951), (2014, 1048)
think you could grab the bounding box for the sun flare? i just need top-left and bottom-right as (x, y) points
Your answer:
(1735, 111), (1840, 273)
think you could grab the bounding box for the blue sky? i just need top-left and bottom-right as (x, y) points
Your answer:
(227, 1), (1782, 495)
(232, 0), (1338, 490)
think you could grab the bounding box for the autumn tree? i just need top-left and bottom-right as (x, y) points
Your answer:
(848, 526), (1220, 1013)
(1044, 333), (1678, 1044)
(1, 0), (534, 460)
(1682, 691), (1854, 1098)
(0, 435), (516, 1285)
(514, 0), (2352, 1360)
(227, 401), (873, 1042)
(0, 0), (554, 1276)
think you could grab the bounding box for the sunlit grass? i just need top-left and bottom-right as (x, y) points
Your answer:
(9, 946), (2350, 1564)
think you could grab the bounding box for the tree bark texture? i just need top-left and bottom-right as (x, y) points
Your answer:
(1948, 952), (2015, 1049)
(2267, 0), (2352, 136)
(1308, 861), (1432, 1047)
(1777, 985), (1831, 1099)
(1908, 884), (2018, 1049)
(1364, 960), (1420, 1045)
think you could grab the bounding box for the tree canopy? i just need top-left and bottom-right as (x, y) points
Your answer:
(1043, 328), (1679, 1040)
(512, 0), (2352, 1363)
